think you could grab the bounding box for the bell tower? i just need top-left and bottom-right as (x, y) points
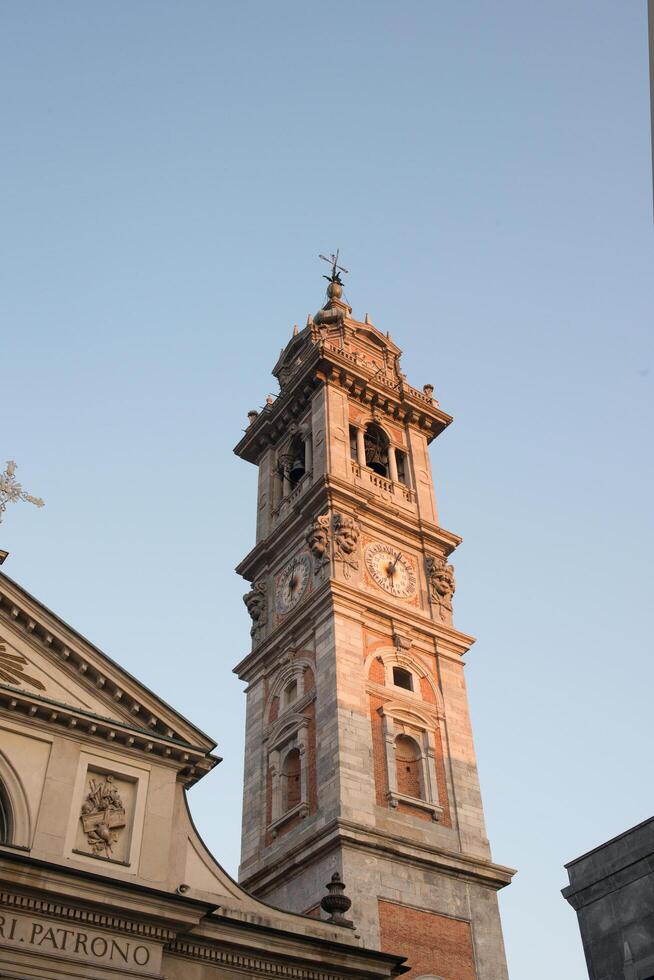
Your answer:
(234, 262), (514, 979)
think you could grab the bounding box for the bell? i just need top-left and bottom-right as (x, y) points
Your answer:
(289, 455), (305, 484)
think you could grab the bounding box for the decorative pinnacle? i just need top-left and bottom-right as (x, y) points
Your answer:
(0, 461), (45, 525)
(320, 872), (354, 928)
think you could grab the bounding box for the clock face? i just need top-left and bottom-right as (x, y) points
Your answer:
(275, 554), (311, 614)
(365, 543), (417, 599)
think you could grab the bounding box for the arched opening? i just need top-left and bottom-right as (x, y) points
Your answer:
(287, 435), (306, 488)
(392, 666), (413, 691)
(282, 748), (301, 812)
(0, 780), (13, 844)
(364, 423), (389, 477)
(395, 735), (423, 800)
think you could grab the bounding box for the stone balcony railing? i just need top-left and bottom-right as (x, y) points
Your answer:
(350, 460), (415, 505)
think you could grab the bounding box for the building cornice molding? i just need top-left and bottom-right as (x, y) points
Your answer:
(240, 818), (514, 897)
(0, 683), (217, 786)
(234, 336), (453, 466)
(236, 480), (462, 585)
(0, 574), (216, 755)
(168, 937), (404, 980)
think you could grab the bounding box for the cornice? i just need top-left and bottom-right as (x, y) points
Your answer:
(0, 888), (177, 942)
(241, 818), (514, 898)
(236, 477), (462, 583)
(0, 849), (216, 932)
(234, 337), (453, 466)
(0, 573), (216, 754)
(234, 576), (474, 682)
(0, 683), (218, 786)
(168, 938), (403, 980)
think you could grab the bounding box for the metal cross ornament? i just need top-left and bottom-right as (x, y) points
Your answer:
(0, 461), (45, 524)
(319, 250), (349, 285)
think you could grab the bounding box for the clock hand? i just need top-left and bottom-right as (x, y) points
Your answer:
(387, 552), (402, 576)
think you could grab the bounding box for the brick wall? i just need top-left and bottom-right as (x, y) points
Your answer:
(379, 900), (476, 979)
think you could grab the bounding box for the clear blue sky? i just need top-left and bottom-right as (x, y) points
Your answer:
(2, 3), (653, 976)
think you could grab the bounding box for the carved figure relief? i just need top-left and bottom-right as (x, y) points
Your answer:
(306, 514), (330, 572)
(79, 774), (126, 859)
(426, 556), (456, 622)
(244, 581), (267, 639)
(0, 639), (45, 691)
(333, 513), (360, 579)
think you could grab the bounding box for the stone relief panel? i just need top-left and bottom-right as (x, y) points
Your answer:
(75, 769), (135, 863)
(425, 556), (456, 624)
(0, 637), (45, 691)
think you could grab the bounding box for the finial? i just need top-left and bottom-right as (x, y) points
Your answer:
(0, 461), (45, 526)
(293, 324), (299, 336)
(265, 394), (274, 405)
(306, 313), (313, 327)
(320, 872), (354, 928)
(364, 313), (371, 324)
(319, 250), (349, 302)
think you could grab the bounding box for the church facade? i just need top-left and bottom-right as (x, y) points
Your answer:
(235, 270), (514, 979)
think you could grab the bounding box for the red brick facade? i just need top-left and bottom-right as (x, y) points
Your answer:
(379, 900), (476, 979)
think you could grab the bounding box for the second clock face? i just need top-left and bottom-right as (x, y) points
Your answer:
(275, 554), (311, 614)
(365, 543), (417, 599)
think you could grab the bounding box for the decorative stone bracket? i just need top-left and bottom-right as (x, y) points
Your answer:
(425, 555), (456, 624)
(243, 580), (267, 641)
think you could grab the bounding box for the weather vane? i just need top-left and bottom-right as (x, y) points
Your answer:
(319, 250), (349, 285)
(0, 460), (45, 525)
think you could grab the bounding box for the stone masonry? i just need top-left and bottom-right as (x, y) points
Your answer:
(234, 275), (515, 979)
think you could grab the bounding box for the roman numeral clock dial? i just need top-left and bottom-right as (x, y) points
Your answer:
(275, 554), (311, 614)
(364, 543), (417, 599)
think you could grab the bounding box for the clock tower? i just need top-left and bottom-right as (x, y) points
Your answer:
(234, 266), (514, 979)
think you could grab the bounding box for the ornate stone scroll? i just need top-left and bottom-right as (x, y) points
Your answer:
(426, 555), (456, 623)
(332, 513), (360, 579)
(80, 774), (126, 858)
(306, 514), (330, 572)
(243, 581), (267, 640)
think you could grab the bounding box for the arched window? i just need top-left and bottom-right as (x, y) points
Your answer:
(288, 435), (306, 488)
(282, 748), (301, 812)
(0, 780), (12, 844)
(395, 735), (423, 800)
(364, 424), (389, 477)
(393, 666), (413, 691)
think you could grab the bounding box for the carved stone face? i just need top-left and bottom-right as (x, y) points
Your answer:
(337, 526), (358, 556)
(334, 516), (360, 556)
(307, 520), (329, 559)
(244, 586), (266, 622)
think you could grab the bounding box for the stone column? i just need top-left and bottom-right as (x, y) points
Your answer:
(356, 428), (366, 467)
(388, 445), (399, 483)
(304, 437), (313, 474)
(279, 455), (292, 498)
